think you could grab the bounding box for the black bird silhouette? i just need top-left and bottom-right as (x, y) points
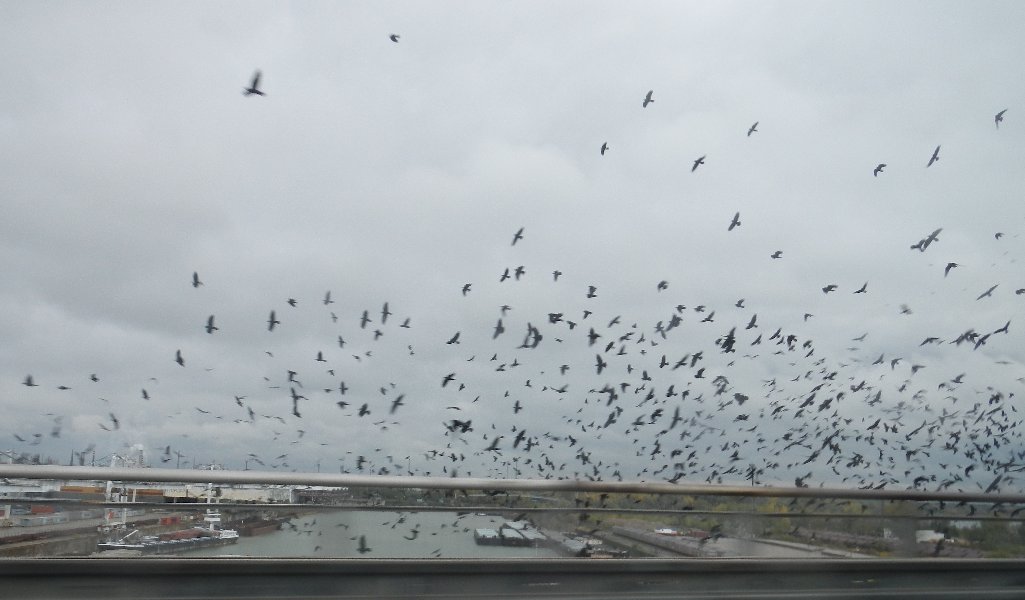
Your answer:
(381, 303), (391, 324)
(853, 282), (867, 294)
(873, 163), (886, 177)
(995, 109), (1007, 129)
(976, 284), (998, 300)
(389, 34), (400, 43)
(175, 349), (185, 366)
(205, 315), (218, 334)
(691, 155), (706, 172)
(944, 262), (958, 277)
(192, 272), (203, 288)
(357, 535), (372, 554)
(267, 311), (280, 331)
(22, 375), (38, 387)
(600, 142), (608, 156)
(462, 283), (471, 296)
(290, 387), (306, 418)
(511, 227), (524, 246)
(927, 145), (940, 167)
(446, 332), (461, 345)
(910, 228), (942, 252)
(728, 212), (740, 231)
(771, 250), (783, 259)
(323, 291), (333, 305)
(243, 70), (265, 96)
(642, 90), (654, 108)
(747, 122), (758, 136)
(390, 394), (405, 414)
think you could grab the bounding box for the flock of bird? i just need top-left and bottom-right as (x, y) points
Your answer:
(9, 34), (1025, 547)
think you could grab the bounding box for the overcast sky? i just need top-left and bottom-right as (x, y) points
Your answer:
(2, 2), (1024, 492)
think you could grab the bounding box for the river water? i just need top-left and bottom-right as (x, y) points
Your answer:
(188, 511), (560, 559)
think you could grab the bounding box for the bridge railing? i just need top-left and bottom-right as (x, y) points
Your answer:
(0, 464), (1022, 560)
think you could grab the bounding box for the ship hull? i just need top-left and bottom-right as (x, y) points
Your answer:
(97, 533), (238, 555)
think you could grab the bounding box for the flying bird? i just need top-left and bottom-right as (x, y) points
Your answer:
(728, 212), (740, 231)
(192, 272), (203, 288)
(995, 109), (1007, 129)
(691, 155), (706, 172)
(642, 90), (654, 108)
(389, 34), (400, 43)
(22, 375), (38, 387)
(175, 350), (185, 366)
(511, 227), (524, 246)
(976, 284), (998, 300)
(600, 142), (608, 156)
(910, 228), (942, 252)
(747, 122), (758, 136)
(927, 145), (940, 167)
(267, 311), (280, 331)
(873, 163), (886, 177)
(243, 70), (265, 96)
(205, 315), (218, 334)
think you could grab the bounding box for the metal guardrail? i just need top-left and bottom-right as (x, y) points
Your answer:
(4, 465), (1025, 598)
(2, 464), (1023, 504)
(3, 501), (1017, 522)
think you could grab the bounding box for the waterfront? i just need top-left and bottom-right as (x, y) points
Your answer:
(188, 511), (560, 559)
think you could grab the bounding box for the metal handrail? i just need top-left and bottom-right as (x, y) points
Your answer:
(1, 464), (1021, 504)
(0, 500), (1013, 522)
